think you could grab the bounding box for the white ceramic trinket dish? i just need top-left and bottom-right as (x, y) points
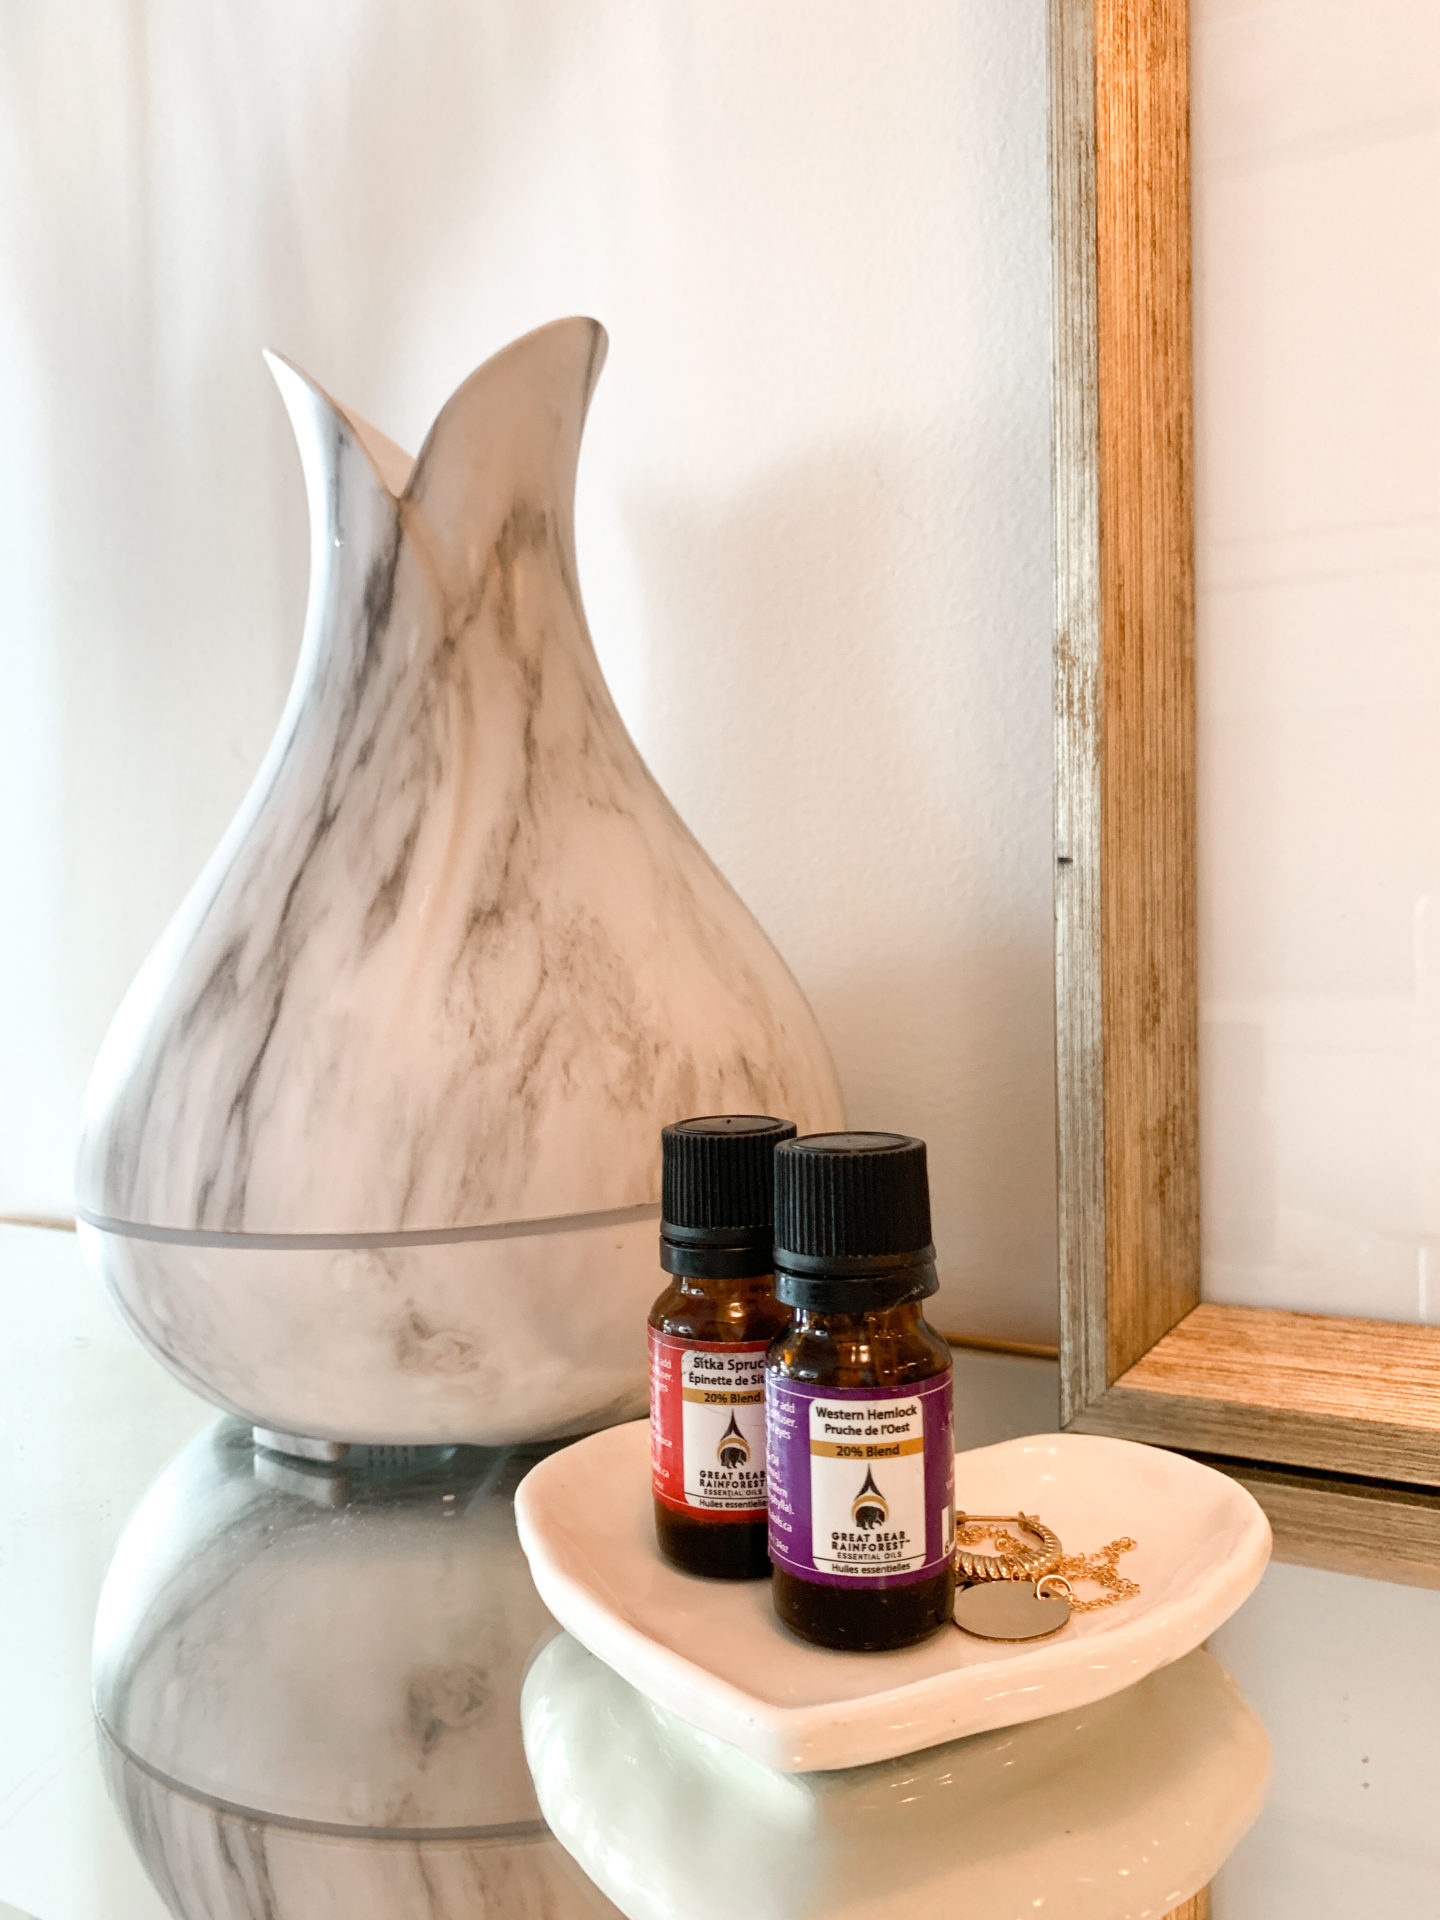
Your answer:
(514, 1425), (1271, 1772)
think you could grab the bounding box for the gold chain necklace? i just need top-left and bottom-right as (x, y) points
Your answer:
(953, 1522), (1140, 1613)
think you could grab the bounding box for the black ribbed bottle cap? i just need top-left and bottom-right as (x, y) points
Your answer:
(660, 1115), (797, 1278)
(773, 1132), (938, 1309)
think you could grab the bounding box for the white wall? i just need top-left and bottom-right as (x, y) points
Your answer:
(0, 2), (1056, 1341)
(1195, 0), (1440, 1321)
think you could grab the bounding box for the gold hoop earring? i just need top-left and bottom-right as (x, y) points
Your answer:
(953, 1511), (1063, 1584)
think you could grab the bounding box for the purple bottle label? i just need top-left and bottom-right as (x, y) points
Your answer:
(765, 1370), (955, 1587)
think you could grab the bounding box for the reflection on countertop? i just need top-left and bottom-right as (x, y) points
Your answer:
(94, 1420), (620, 1917)
(94, 1422), (556, 1833)
(92, 1414), (1269, 1919)
(524, 1634), (1269, 1920)
(99, 1734), (618, 1920)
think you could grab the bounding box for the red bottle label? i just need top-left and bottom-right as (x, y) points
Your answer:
(649, 1329), (770, 1518)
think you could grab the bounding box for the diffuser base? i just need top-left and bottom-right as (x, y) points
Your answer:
(78, 1214), (656, 1446)
(253, 1427), (349, 1463)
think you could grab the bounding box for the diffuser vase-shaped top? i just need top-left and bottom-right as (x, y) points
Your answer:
(77, 320), (843, 1236)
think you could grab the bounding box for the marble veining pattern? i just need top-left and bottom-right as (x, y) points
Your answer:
(93, 1418), (622, 1916)
(94, 1421), (559, 1831)
(77, 318), (843, 1235)
(82, 1221), (653, 1446)
(103, 1741), (619, 1920)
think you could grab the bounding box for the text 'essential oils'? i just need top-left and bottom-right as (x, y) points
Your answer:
(648, 1114), (796, 1580)
(766, 1132), (955, 1649)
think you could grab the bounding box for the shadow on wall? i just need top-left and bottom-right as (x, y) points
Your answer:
(612, 437), (1057, 1344)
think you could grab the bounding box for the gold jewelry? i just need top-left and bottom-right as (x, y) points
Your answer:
(954, 1576), (1072, 1639)
(1050, 1536), (1139, 1613)
(952, 1511), (1063, 1584)
(953, 1520), (1140, 1611)
(951, 1519), (1140, 1642)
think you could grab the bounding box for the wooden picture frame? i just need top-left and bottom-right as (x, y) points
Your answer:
(1048, 0), (1440, 1563)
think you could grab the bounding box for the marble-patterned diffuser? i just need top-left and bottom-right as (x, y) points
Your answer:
(76, 319), (843, 1445)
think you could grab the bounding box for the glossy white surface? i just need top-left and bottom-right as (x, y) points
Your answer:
(0, 1225), (1057, 1920)
(7, 1225), (1440, 1918)
(525, 1633), (1270, 1920)
(513, 1423), (1272, 1770)
(0, 4), (1057, 1346)
(0, 1227), (210, 1920)
(1211, 1559), (1440, 1916)
(1195, 1), (1440, 1319)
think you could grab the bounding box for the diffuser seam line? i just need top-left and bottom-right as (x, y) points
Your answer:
(98, 1719), (552, 1845)
(75, 1201), (661, 1251)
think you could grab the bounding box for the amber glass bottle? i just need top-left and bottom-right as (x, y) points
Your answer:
(649, 1115), (796, 1579)
(766, 1133), (955, 1650)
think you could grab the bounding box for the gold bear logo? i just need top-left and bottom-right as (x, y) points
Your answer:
(851, 1467), (889, 1530)
(717, 1412), (751, 1470)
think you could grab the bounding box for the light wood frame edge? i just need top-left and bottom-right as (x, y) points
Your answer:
(1208, 1457), (1440, 1590)
(1052, 0), (1198, 1419)
(1049, 0), (1440, 1502)
(1164, 1897), (1209, 1920)
(1051, 0), (1108, 1424)
(1068, 1379), (1440, 1487)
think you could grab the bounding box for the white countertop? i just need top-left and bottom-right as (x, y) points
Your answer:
(1, 1222), (1438, 1919)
